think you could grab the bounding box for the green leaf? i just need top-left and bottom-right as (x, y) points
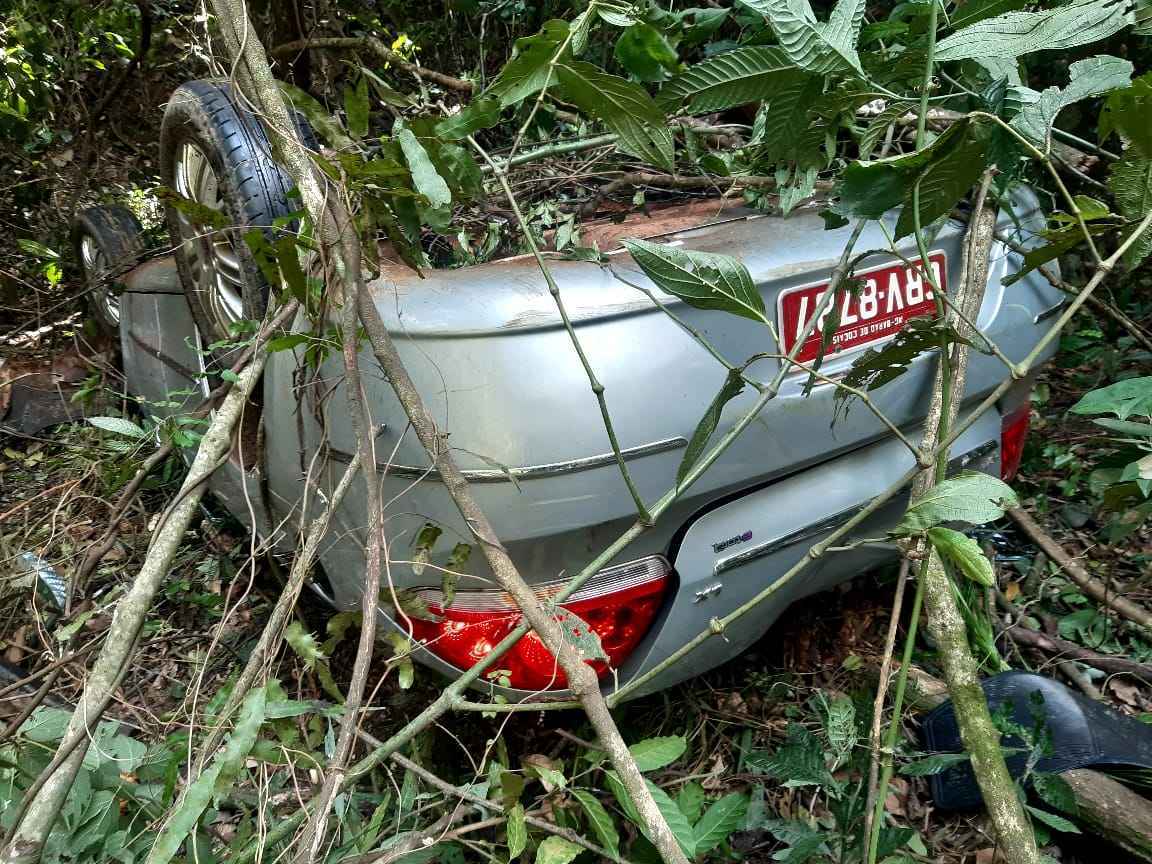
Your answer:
(1002, 221), (1116, 287)
(1100, 73), (1152, 158)
(678, 369), (745, 486)
(899, 752), (970, 776)
(1109, 153), (1152, 267)
(1033, 772), (1077, 814)
(1010, 56), (1132, 145)
(396, 127), (452, 210)
(553, 607), (608, 662)
(739, 0), (866, 75)
(859, 101), (915, 159)
(144, 687), (267, 864)
(485, 20), (570, 108)
(692, 792), (749, 853)
(928, 527), (995, 586)
(436, 97), (502, 140)
(838, 119), (988, 239)
(615, 22), (679, 83)
(555, 61), (673, 171)
(507, 803), (527, 859)
(277, 81), (354, 150)
(1026, 804), (1081, 834)
(360, 67), (413, 108)
(345, 75), (370, 139)
(88, 416), (147, 439)
(571, 790), (620, 860)
(629, 735), (688, 772)
(534, 836), (582, 864)
(17, 239), (58, 259)
(745, 724), (834, 788)
(835, 316), (973, 417)
(605, 772), (697, 857)
(934, 0), (1130, 62)
(275, 235), (308, 302)
(1071, 377), (1152, 420)
(284, 621), (326, 669)
(894, 471), (1019, 535)
(622, 238), (766, 322)
(822, 695), (856, 769)
(386, 632), (415, 689)
(1092, 417), (1152, 436)
(678, 781), (706, 824)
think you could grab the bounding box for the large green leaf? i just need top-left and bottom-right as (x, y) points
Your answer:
(927, 526), (995, 587)
(534, 836), (583, 864)
(276, 81), (354, 150)
(145, 687), (267, 864)
(436, 97), (502, 140)
(838, 119), (988, 239)
(485, 20), (570, 107)
(555, 61), (674, 170)
(750, 75), (826, 166)
(739, 0), (867, 75)
(1109, 153), (1152, 266)
(693, 793), (749, 853)
(658, 46), (812, 113)
(1011, 56), (1133, 145)
(678, 370), (745, 486)
(396, 127), (452, 210)
(893, 471), (1019, 536)
(934, 0), (1130, 62)
(344, 75), (369, 139)
(615, 22), (679, 83)
(622, 238), (767, 322)
(1100, 73), (1152, 158)
(629, 735), (688, 772)
(571, 790), (620, 860)
(605, 773), (697, 857)
(1070, 376), (1152, 420)
(507, 803), (527, 859)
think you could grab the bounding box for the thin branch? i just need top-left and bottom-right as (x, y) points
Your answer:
(271, 37), (475, 94)
(472, 136), (652, 522)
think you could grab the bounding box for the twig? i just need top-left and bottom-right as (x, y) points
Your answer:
(1008, 507), (1152, 634)
(271, 37), (475, 94)
(472, 136), (652, 522)
(863, 559), (912, 849)
(388, 753), (629, 863)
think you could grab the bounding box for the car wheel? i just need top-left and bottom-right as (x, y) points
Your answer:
(71, 205), (145, 335)
(159, 79), (313, 360)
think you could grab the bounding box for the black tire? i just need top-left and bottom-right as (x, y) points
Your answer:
(159, 79), (313, 357)
(71, 205), (145, 335)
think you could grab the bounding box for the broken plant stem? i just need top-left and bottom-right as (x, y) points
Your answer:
(293, 225), (386, 864)
(472, 135), (652, 522)
(862, 558), (912, 849)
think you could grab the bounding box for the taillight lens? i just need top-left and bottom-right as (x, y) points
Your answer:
(1000, 404), (1031, 481)
(407, 556), (670, 691)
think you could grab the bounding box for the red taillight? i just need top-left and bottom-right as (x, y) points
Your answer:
(1000, 404), (1031, 481)
(407, 556), (669, 691)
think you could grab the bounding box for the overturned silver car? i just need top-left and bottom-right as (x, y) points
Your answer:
(75, 81), (1059, 699)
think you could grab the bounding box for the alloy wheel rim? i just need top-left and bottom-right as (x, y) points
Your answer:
(172, 141), (245, 335)
(80, 234), (119, 325)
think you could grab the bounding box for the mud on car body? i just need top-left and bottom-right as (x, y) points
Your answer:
(74, 81), (1062, 700)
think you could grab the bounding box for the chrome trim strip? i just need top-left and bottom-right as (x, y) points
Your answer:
(1034, 299), (1067, 324)
(714, 504), (864, 576)
(331, 436), (688, 483)
(712, 439), (999, 576)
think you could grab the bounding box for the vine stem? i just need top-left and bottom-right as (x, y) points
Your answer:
(470, 135), (653, 523)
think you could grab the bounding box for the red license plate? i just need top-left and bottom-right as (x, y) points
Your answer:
(777, 252), (947, 365)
